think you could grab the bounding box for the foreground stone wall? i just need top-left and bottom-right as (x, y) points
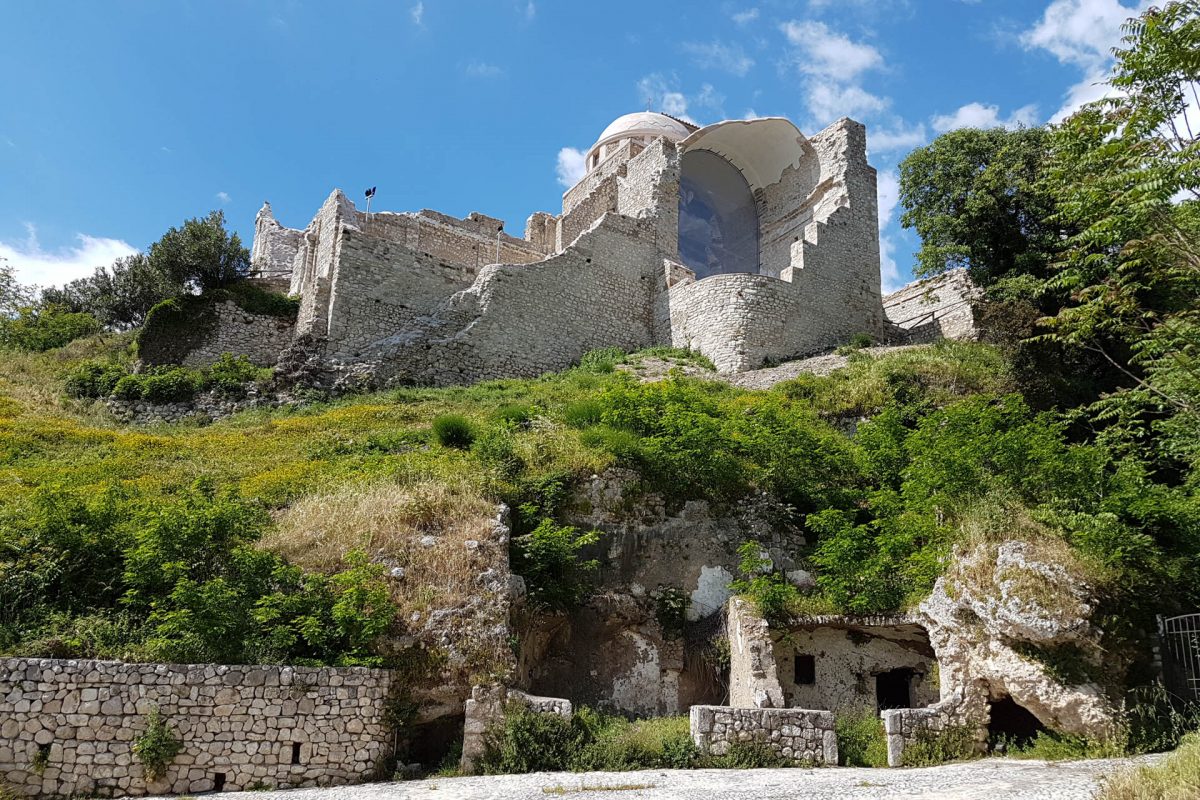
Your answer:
(0, 658), (394, 797)
(880, 691), (988, 767)
(690, 705), (838, 765)
(460, 686), (572, 774)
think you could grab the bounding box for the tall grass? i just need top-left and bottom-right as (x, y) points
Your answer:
(1097, 732), (1200, 800)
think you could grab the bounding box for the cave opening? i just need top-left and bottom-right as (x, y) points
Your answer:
(987, 696), (1047, 751)
(403, 714), (465, 769)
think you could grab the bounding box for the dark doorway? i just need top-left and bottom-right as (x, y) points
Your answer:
(876, 668), (915, 710)
(988, 696), (1046, 750)
(404, 714), (465, 768)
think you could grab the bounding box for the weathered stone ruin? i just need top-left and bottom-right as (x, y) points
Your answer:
(236, 111), (974, 386)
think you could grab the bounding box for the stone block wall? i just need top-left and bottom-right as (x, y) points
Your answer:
(178, 301), (296, 368)
(459, 686), (571, 774)
(0, 658), (395, 798)
(880, 691), (988, 767)
(883, 268), (980, 343)
(690, 705), (838, 765)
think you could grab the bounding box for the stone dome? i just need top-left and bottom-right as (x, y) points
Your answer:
(585, 112), (694, 175)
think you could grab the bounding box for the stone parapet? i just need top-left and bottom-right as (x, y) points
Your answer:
(689, 705), (837, 765)
(460, 685), (572, 774)
(0, 658), (394, 797)
(880, 692), (988, 767)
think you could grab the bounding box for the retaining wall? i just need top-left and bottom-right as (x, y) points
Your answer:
(690, 705), (838, 765)
(0, 658), (395, 797)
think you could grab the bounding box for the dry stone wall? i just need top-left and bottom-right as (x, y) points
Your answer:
(178, 301), (295, 368)
(880, 691), (989, 767)
(459, 686), (571, 774)
(690, 705), (838, 765)
(0, 658), (394, 798)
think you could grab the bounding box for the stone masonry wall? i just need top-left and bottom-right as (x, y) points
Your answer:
(664, 273), (823, 373)
(690, 705), (838, 765)
(179, 301), (296, 368)
(369, 214), (663, 386)
(883, 268), (980, 343)
(459, 686), (571, 775)
(0, 658), (394, 798)
(880, 690), (989, 767)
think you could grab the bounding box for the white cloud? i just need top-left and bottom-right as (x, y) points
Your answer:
(1021, 0), (1150, 119)
(1021, 0), (1147, 69)
(680, 40), (755, 77)
(216, 191), (231, 205)
(806, 83), (888, 124)
(464, 61), (504, 78)
(555, 147), (587, 189)
(410, 2), (424, 26)
(781, 20), (883, 80)
(732, 8), (759, 25)
(521, 1), (536, 21)
(869, 121), (927, 154)
(931, 102), (1040, 132)
(876, 169), (900, 231)
(694, 83), (725, 114)
(780, 20), (888, 125)
(0, 224), (138, 288)
(637, 74), (695, 123)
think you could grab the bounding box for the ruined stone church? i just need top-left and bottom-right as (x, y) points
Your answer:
(249, 111), (908, 384)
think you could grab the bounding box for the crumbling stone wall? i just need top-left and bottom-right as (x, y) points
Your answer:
(728, 598), (786, 709)
(880, 689), (989, 767)
(177, 301), (295, 368)
(883, 268), (980, 343)
(690, 705), (838, 765)
(0, 658), (394, 798)
(459, 686), (571, 774)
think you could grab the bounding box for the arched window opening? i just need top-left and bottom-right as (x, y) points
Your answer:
(678, 149), (760, 278)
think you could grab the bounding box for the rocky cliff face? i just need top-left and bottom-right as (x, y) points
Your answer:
(920, 538), (1118, 735)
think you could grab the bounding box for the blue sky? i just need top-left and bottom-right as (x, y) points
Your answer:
(0, 0), (1149, 292)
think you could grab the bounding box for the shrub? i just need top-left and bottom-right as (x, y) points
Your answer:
(493, 403), (534, 428)
(139, 367), (202, 403)
(481, 704), (584, 774)
(563, 398), (604, 428)
(223, 281), (299, 318)
(63, 360), (130, 399)
(0, 304), (101, 352)
(511, 520), (599, 609)
(432, 414), (476, 449)
(729, 541), (801, 623)
(849, 332), (875, 349)
(206, 353), (267, 397)
(111, 374), (145, 401)
(901, 725), (977, 766)
(133, 707), (183, 781)
(836, 710), (889, 767)
(472, 425), (523, 477)
(579, 346), (625, 373)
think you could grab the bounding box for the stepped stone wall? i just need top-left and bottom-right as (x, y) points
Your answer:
(0, 658), (394, 798)
(883, 268), (980, 343)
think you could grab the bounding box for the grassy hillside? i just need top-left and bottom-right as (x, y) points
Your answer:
(1, 335), (1197, 683)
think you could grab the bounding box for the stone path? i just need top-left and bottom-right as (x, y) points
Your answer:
(727, 345), (921, 390)
(182, 756), (1157, 800)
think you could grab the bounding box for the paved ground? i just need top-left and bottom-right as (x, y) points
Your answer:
(189, 756), (1157, 800)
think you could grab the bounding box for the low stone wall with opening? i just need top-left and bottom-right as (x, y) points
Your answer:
(689, 705), (837, 765)
(0, 658), (395, 797)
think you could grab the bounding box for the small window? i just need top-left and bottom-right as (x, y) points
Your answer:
(794, 653), (816, 685)
(291, 742), (302, 765)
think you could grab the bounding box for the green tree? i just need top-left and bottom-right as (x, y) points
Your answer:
(899, 126), (1066, 287)
(148, 210), (249, 292)
(44, 253), (180, 329)
(1040, 1), (1200, 466)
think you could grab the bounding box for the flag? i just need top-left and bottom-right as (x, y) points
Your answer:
(365, 186), (376, 199)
